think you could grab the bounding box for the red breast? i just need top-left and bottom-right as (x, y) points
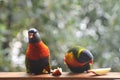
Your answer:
(26, 41), (50, 60)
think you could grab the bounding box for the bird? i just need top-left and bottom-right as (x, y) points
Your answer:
(25, 28), (51, 75)
(64, 46), (93, 73)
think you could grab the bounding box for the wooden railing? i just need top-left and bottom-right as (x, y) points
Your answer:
(0, 72), (120, 80)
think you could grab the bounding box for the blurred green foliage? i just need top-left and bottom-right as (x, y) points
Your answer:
(0, 0), (120, 72)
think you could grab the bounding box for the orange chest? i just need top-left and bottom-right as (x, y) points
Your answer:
(64, 53), (87, 67)
(26, 41), (50, 60)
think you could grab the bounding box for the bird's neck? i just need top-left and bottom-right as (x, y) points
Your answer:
(29, 37), (40, 43)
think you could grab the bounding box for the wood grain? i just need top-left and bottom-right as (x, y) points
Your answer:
(0, 72), (120, 80)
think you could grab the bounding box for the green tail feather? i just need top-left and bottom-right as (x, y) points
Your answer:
(25, 57), (30, 73)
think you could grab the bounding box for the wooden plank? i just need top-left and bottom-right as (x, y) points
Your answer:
(0, 72), (120, 80)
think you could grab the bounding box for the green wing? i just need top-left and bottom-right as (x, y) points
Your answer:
(25, 57), (30, 73)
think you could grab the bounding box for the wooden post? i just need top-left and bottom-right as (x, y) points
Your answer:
(0, 72), (120, 80)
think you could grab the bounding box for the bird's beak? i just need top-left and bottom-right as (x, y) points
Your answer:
(89, 60), (93, 65)
(29, 33), (33, 38)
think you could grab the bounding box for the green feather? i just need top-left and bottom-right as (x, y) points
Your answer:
(25, 57), (30, 73)
(77, 47), (86, 58)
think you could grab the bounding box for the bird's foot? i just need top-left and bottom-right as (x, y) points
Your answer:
(44, 66), (51, 74)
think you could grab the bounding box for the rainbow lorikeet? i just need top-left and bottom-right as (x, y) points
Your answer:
(64, 46), (93, 73)
(25, 28), (50, 75)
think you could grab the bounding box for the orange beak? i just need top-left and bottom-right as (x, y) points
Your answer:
(29, 33), (33, 38)
(89, 60), (93, 65)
